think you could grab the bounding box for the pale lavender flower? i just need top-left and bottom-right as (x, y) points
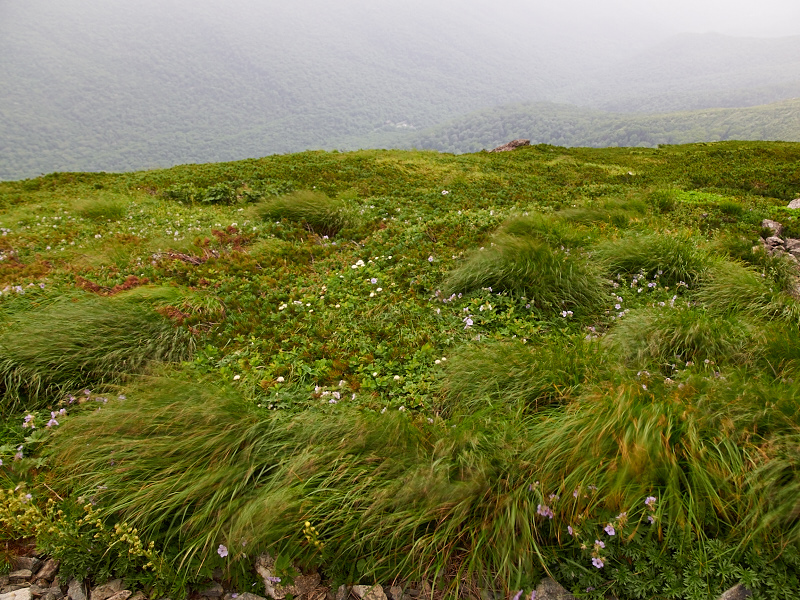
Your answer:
(217, 544), (228, 558)
(648, 515), (656, 524)
(536, 504), (554, 519)
(604, 524), (616, 536)
(592, 557), (604, 569)
(567, 526), (574, 536)
(512, 590), (523, 600)
(645, 496), (657, 506)
(594, 539), (605, 549)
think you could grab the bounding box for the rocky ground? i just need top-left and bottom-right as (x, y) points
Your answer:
(0, 550), (755, 600)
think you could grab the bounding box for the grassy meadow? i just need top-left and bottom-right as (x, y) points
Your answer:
(2, 142), (800, 599)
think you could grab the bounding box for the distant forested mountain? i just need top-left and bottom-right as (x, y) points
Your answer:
(2, 1), (800, 180)
(407, 98), (800, 153)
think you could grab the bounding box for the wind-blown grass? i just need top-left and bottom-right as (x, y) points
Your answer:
(0, 295), (193, 413)
(609, 305), (758, 370)
(257, 190), (350, 237)
(440, 337), (607, 414)
(695, 259), (800, 322)
(441, 236), (607, 314)
(596, 232), (713, 286)
(50, 373), (800, 596)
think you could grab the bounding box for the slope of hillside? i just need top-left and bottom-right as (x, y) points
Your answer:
(2, 142), (800, 597)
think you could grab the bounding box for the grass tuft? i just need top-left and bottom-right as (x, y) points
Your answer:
(441, 236), (607, 314)
(440, 337), (605, 414)
(596, 232), (713, 286)
(609, 306), (757, 370)
(0, 294), (194, 413)
(257, 190), (350, 237)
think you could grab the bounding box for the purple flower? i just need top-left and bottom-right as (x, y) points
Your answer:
(428, 255), (434, 263)
(529, 592), (536, 600)
(604, 524), (616, 536)
(594, 539), (605, 549)
(217, 544), (228, 558)
(567, 526), (574, 536)
(645, 496), (657, 506)
(536, 504), (554, 519)
(648, 515), (656, 524)
(267, 577), (281, 584)
(592, 557), (604, 569)
(512, 591), (523, 600)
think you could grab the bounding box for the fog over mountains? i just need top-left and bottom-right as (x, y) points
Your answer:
(2, 0), (800, 180)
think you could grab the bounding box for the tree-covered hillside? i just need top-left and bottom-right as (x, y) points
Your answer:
(409, 98), (800, 153)
(2, 0), (800, 180)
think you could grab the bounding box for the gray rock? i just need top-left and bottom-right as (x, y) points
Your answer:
(785, 238), (800, 256)
(199, 584), (223, 599)
(787, 199), (800, 209)
(351, 586), (386, 600)
(67, 580), (86, 600)
(43, 590), (63, 600)
(1, 589), (31, 597)
(12, 559), (42, 576)
(105, 592), (131, 600)
(0, 588), (33, 600)
(235, 594), (267, 600)
(765, 236), (785, 248)
(534, 578), (574, 600)
(127, 593), (146, 600)
(29, 585), (48, 598)
(89, 581), (123, 600)
(34, 561), (59, 584)
(488, 139), (530, 153)
(718, 584), (752, 600)
(762, 219), (784, 237)
(9, 573), (33, 585)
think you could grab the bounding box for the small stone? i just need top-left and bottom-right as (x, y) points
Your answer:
(387, 587), (403, 600)
(1, 588), (31, 596)
(787, 199), (800, 209)
(335, 585), (349, 600)
(35, 561), (59, 584)
(12, 559), (42, 576)
(718, 584), (752, 600)
(89, 581), (123, 600)
(0, 588), (33, 600)
(67, 580), (86, 600)
(28, 586), (48, 598)
(236, 594), (267, 600)
(199, 584), (223, 599)
(351, 586), (387, 600)
(535, 577), (574, 600)
(44, 590), (63, 600)
(128, 593), (146, 600)
(9, 573), (33, 585)
(105, 592), (131, 600)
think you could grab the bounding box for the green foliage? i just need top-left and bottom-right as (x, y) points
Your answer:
(440, 337), (604, 414)
(609, 305), (757, 370)
(597, 232), (714, 286)
(2, 142), (800, 598)
(442, 236), (607, 315)
(258, 190), (351, 237)
(0, 294), (194, 414)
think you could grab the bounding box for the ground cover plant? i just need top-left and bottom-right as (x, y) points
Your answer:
(2, 141), (800, 599)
